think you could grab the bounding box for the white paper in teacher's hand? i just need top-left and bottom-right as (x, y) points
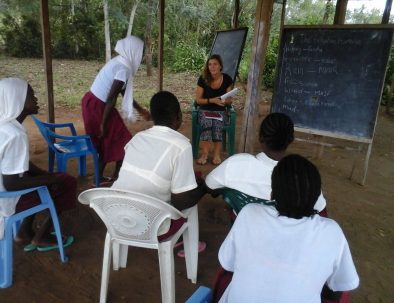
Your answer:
(220, 88), (239, 100)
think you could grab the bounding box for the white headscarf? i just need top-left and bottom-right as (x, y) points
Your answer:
(0, 78), (28, 126)
(114, 36), (144, 121)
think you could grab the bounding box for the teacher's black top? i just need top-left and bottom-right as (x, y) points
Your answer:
(197, 73), (233, 111)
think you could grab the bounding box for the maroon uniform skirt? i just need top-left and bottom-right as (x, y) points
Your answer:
(81, 91), (132, 164)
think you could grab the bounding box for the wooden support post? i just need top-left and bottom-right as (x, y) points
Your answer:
(40, 0), (55, 123)
(382, 0), (393, 24)
(334, 0), (348, 25)
(233, 0), (240, 29)
(280, 0), (287, 30)
(158, 0), (164, 91)
(239, 0), (274, 153)
(349, 144), (362, 181)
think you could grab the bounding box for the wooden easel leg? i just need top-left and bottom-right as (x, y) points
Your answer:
(361, 143), (372, 186)
(349, 144), (362, 181)
(313, 135), (325, 159)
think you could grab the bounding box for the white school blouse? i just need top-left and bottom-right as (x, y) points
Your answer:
(0, 121), (29, 239)
(219, 204), (359, 303)
(206, 152), (326, 212)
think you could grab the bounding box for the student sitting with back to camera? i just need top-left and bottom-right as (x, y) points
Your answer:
(217, 154), (359, 303)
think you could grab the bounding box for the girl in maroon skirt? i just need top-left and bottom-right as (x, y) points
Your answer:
(81, 36), (150, 185)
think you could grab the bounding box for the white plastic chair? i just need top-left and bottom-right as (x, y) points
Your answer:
(78, 188), (199, 303)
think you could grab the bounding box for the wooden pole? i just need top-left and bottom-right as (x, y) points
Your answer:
(280, 0), (287, 30)
(382, 0), (393, 116)
(382, 0), (393, 24)
(239, 0), (274, 153)
(158, 0), (164, 91)
(39, 0), (55, 123)
(334, 0), (348, 25)
(233, 0), (240, 29)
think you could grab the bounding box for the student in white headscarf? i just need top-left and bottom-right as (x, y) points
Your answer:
(0, 78), (76, 251)
(81, 35), (150, 186)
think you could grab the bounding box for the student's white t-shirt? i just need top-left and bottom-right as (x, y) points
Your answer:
(0, 121), (29, 239)
(219, 204), (359, 303)
(206, 152), (326, 212)
(90, 57), (130, 102)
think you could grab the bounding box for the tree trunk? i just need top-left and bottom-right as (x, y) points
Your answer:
(103, 0), (111, 62)
(322, 0), (333, 24)
(127, 0), (140, 36)
(145, 0), (155, 76)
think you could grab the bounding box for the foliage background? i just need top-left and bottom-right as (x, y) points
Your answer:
(0, 0), (391, 91)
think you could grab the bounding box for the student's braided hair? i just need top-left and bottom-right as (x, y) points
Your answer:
(259, 113), (294, 151)
(150, 91), (181, 126)
(271, 154), (321, 219)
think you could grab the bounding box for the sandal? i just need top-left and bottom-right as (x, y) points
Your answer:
(177, 241), (206, 258)
(93, 176), (114, 187)
(37, 235), (74, 252)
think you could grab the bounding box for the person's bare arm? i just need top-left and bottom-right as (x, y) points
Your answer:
(2, 169), (59, 192)
(133, 100), (151, 120)
(28, 161), (49, 176)
(171, 182), (207, 211)
(100, 80), (125, 138)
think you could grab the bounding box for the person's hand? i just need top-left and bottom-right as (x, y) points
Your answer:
(195, 171), (205, 185)
(224, 97), (232, 106)
(139, 108), (151, 121)
(99, 123), (108, 139)
(211, 97), (225, 106)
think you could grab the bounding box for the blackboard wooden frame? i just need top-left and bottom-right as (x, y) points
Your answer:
(271, 24), (394, 184)
(209, 27), (248, 84)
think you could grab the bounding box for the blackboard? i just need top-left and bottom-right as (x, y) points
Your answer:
(210, 27), (248, 83)
(272, 26), (393, 141)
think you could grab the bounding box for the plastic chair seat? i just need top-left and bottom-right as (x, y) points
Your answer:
(78, 188), (199, 303)
(0, 186), (68, 288)
(31, 115), (99, 187)
(191, 101), (236, 159)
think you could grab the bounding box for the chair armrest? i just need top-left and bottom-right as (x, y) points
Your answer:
(47, 130), (96, 153)
(38, 120), (77, 136)
(48, 130), (91, 142)
(0, 186), (47, 198)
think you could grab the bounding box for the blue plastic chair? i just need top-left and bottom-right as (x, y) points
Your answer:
(191, 101), (236, 159)
(31, 115), (100, 187)
(185, 286), (213, 303)
(0, 186), (68, 288)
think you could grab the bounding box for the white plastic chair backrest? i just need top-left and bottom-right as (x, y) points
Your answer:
(78, 188), (186, 244)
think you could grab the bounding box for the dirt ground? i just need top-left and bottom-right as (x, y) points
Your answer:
(1, 105), (393, 303)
